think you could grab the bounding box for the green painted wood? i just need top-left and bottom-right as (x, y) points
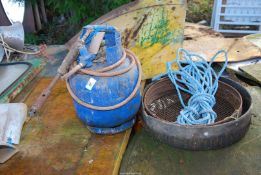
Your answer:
(0, 58), (45, 103)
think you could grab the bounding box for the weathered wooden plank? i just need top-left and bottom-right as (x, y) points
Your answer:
(0, 78), (146, 175)
(184, 23), (261, 62)
(240, 63), (261, 85)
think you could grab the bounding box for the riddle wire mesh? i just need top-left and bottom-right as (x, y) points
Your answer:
(144, 77), (243, 125)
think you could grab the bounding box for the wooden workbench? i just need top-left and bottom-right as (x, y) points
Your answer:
(0, 46), (145, 175)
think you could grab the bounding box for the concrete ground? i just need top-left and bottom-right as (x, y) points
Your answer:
(120, 86), (261, 175)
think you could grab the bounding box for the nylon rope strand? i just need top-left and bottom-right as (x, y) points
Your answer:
(167, 48), (228, 125)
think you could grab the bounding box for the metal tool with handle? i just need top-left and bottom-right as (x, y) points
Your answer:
(29, 28), (105, 117)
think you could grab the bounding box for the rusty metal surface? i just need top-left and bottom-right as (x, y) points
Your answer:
(29, 74), (60, 117)
(0, 78), (144, 175)
(67, 0), (186, 79)
(141, 77), (251, 150)
(29, 30), (94, 117)
(143, 77), (243, 124)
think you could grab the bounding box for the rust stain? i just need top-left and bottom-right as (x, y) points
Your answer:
(0, 78), (133, 175)
(131, 14), (148, 40)
(123, 28), (132, 48)
(66, 1), (186, 79)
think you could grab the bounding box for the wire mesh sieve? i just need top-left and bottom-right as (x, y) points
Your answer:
(144, 77), (243, 125)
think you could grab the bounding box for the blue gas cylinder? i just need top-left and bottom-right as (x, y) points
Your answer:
(66, 25), (141, 134)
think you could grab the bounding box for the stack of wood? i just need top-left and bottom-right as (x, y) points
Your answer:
(184, 23), (261, 62)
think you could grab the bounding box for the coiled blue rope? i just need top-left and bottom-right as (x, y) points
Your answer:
(155, 48), (228, 125)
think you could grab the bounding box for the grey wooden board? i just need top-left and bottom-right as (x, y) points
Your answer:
(240, 63), (261, 85)
(244, 33), (261, 48)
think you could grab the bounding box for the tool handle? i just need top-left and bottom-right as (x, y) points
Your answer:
(61, 31), (105, 79)
(29, 29), (92, 117)
(29, 74), (60, 117)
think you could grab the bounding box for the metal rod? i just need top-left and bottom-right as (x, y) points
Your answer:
(29, 74), (60, 117)
(29, 29), (92, 117)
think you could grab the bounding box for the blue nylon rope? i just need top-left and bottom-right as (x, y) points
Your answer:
(160, 48), (228, 125)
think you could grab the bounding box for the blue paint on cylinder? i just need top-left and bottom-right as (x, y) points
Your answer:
(68, 25), (141, 134)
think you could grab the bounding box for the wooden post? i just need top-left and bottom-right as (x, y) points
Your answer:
(33, 2), (42, 31)
(39, 0), (48, 24)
